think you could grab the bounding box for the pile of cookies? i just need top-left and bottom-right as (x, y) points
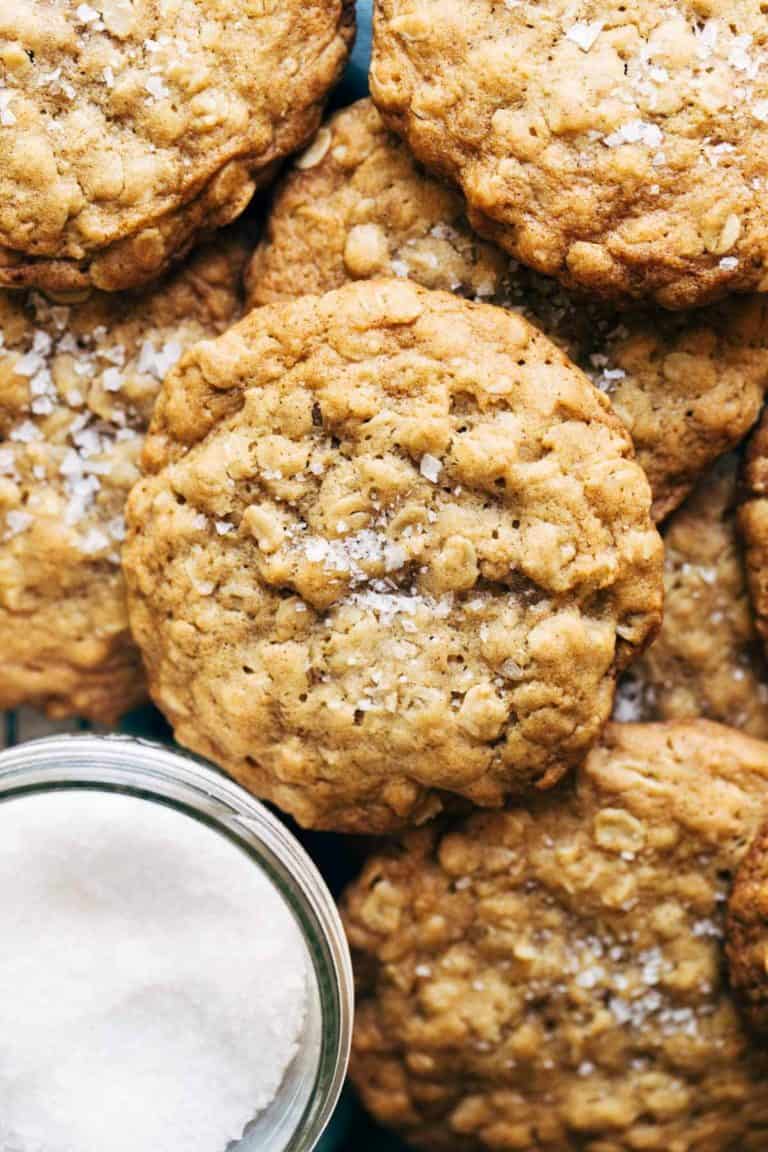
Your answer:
(2, 1), (768, 1148)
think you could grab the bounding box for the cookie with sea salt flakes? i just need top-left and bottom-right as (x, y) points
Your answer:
(247, 100), (768, 523)
(0, 0), (353, 295)
(0, 237), (245, 722)
(343, 721), (768, 1152)
(123, 278), (663, 833)
(371, 1), (768, 308)
(614, 456), (768, 737)
(728, 817), (768, 1036)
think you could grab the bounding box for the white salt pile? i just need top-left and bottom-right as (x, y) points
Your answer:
(0, 790), (308, 1152)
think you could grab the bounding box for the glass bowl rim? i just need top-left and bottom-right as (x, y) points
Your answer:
(0, 731), (354, 1152)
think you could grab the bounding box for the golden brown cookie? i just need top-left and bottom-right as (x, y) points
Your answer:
(371, 1), (768, 308)
(123, 278), (663, 832)
(739, 409), (768, 658)
(0, 1), (353, 294)
(0, 238), (244, 722)
(343, 721), (768, 1152)
(728, 819), (768, 1036)
(247, 100), (768, 523)
(615, 456), (768, 737)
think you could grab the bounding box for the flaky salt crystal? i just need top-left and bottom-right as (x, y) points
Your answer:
(102, 367), (123, 392)
(565, 21), (603, 51)
(75, 2), (100, 22)
(10, 421), (41, 443)
(420, 454), (442, 482)
(79, 527), (110, 554)
(604, 120), (663, 150)
(4, 510), (33, 537)
(0, 89), (16, 126)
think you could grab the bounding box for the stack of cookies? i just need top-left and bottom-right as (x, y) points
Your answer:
(3, 2), (768, 1148)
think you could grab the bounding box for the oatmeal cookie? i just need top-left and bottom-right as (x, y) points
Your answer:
(0, 238), (244, 721)
(739, 409), (768, 657)
(123, 279), (663, 833)
(615, 456), (768, 737)
(343, 721), (768, 1152)
(371, 1), (768, 308)
(247, 101), (768, 523)
(728, 818), (768, 1036)
(0, 0), (353, 294)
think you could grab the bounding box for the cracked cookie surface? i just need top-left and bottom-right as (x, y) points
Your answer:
(0, 237), (244, 721)
(615, 456), (768, 737)
(728, 818), (768, 1037)
(343, 721), (768, 1151)
(123, 278), (662, 832)
(0, 0), (353, 293)
(247, 100), (768, 523)
(371, 0), (768, 307)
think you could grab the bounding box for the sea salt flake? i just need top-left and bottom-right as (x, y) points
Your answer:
(102, 368), (123, 392)
(29, 368), (53, 397)
(14, 350), (44, 377)
(604, 120), (663, 150)
(4, 510), (33, 538)
(384, 542), (407, 572)
(565, 21), (603, 51)
(145, 75), (169, 100)
(155, 339), (182, 377)
(79, 527), (110, 554)
(0, 90), (16, 127)
(60, 449), (85, 477)
(692, 918), (722, 939)
(75, 2), (100, 22)
(719, 256), (739, 270)
(10, 421), (42, 444)
(695, 20), (719, 60)
(305, 538), (329, 563)
(420, 454), (442, 483)
(729, 35), (755, 74)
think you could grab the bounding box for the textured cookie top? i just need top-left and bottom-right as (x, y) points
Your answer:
(0, 0), (353, 292)
(740, 410), (768, 656)
(124, 279), (662, 832)
(615, 456), (768, 738)
(343, 721), (768, 1152)
(0, 239), (244, 720)
(248, 100), (768, 523)
(371, 1), (768, 307)
(728, 819), (768, 1036)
